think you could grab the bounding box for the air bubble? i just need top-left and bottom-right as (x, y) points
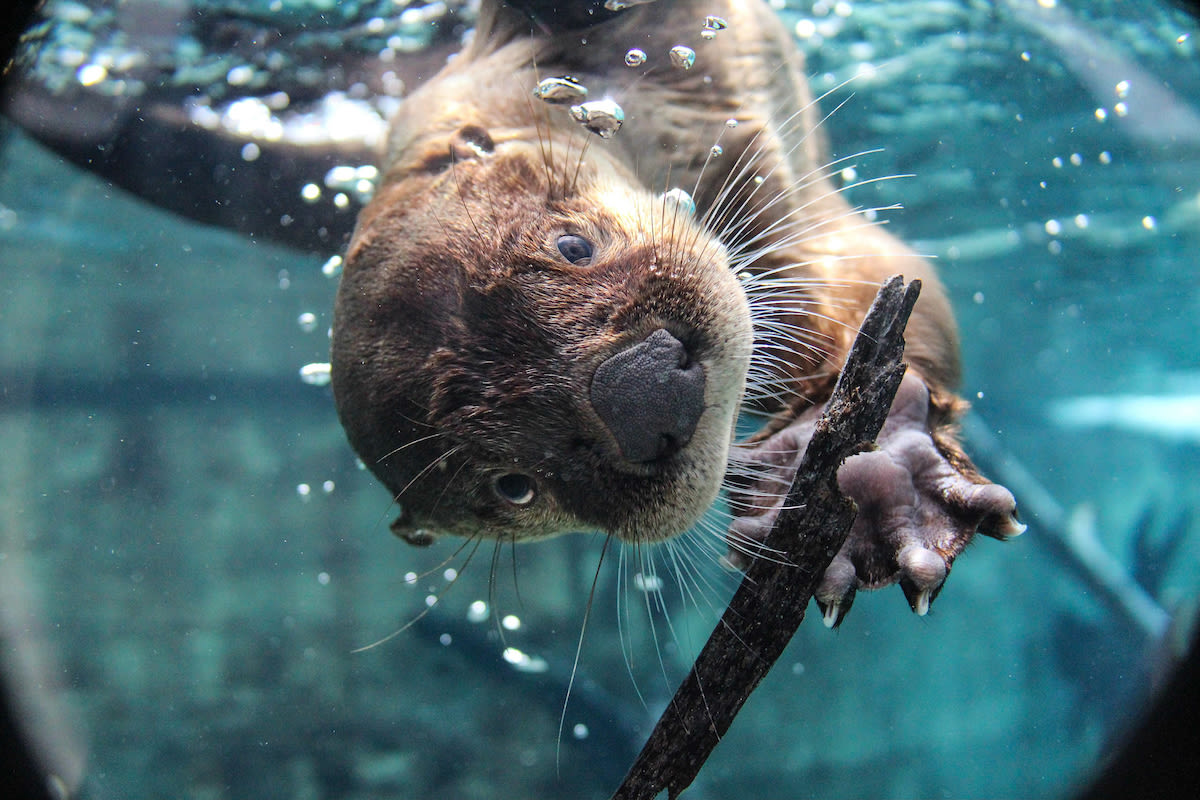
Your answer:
(573, 723), (589, 739)
(669, 45), (696, 70)
(569, 99), (625, 138)
(326, 165), (357, 186)
(297, 312), (318, 332)
(502, 647), (549, 673)
(624, 48), (647, 67)
(700, 16), (724, 36)
(533, 75), (588, 104)
(662, 188), (696, 215)
(501, 614), (521, 631)
(633, 572), (664, 592)
(76, 64), (108, 86)
(709, 144), (723, 158)
(227, 65), (254, 86)
(299, 362), (332, 386)
(467, 600), (488, 623)
(321, 255), (344, 278)
(301, 183), (321, 202)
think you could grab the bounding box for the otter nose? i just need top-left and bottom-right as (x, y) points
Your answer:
(590, 328), (706, 462)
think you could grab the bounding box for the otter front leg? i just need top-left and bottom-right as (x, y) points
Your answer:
(725, 373), (1024, 628)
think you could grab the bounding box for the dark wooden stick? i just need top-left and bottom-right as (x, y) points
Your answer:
(610, 276), (921, 800)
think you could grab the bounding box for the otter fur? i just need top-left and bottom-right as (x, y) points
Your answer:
(331, 0), (1022, 625)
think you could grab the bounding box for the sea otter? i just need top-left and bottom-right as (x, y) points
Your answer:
(330, 0), (1023, 627)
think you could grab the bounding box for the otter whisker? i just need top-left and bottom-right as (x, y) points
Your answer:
(374, 429), (450, 465)
(388, 443), (464, 502)
(634, 543), (684, 698)
(350, 534), (485, 653)
(614, 541), (649, 707)
(702, 93), (859, 242)
(448, 150), (487, 246)
(569, 131), (591, 198)
(701, 71), (868, 227)
(709, 136), (877, 244)
(717, 154), (893, 254)
(557, 532), (614, 771)
(730, 193), (907, 263)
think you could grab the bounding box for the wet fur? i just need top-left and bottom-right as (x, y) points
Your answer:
(331, 0), (968, 551)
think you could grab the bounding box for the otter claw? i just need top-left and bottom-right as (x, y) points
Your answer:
(726, 374), (1018, 626)
(986, 511), (1027, 540)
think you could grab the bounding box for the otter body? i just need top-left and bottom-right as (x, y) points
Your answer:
(332, 0), (1021, 623)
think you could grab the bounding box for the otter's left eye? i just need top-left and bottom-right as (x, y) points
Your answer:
(556, 234), (593, 265)
(494, 473), (536, 506)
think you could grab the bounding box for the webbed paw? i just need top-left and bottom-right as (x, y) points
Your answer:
(725, 374), (1023, 627)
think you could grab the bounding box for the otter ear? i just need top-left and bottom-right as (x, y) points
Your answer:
(389, 513), (438, 548)
(407, 124), (497, 175)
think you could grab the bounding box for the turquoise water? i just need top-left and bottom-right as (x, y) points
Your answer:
(2, 1), (1198, 798)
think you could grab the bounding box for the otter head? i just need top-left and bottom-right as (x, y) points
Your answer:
(331, 121), (752, 546)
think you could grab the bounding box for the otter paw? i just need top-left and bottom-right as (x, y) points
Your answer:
(725, 374), (1024, 628)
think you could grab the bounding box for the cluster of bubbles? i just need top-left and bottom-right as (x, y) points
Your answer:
(295, 480), (337, 501)
(186, 91), (392, 152)
(299, 163), (380, 210)
(296, 250), (348, 388)
(531, 13), (729, 139)
(531, 75), (625, 139)
(1093, 79), (1133, 123)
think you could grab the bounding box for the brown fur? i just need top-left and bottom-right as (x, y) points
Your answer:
(331, 0), (967, 545)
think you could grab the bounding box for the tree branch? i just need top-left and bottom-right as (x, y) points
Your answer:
(611, 275), (921, 800)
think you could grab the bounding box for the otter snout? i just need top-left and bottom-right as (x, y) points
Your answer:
(590, 328), (706, 463)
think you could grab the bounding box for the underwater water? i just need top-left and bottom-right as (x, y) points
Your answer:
(1, 1), (1198, 798)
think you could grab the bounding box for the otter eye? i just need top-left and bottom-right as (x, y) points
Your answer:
(494, 473), (536, 506)
(556, 234), (593, 264)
